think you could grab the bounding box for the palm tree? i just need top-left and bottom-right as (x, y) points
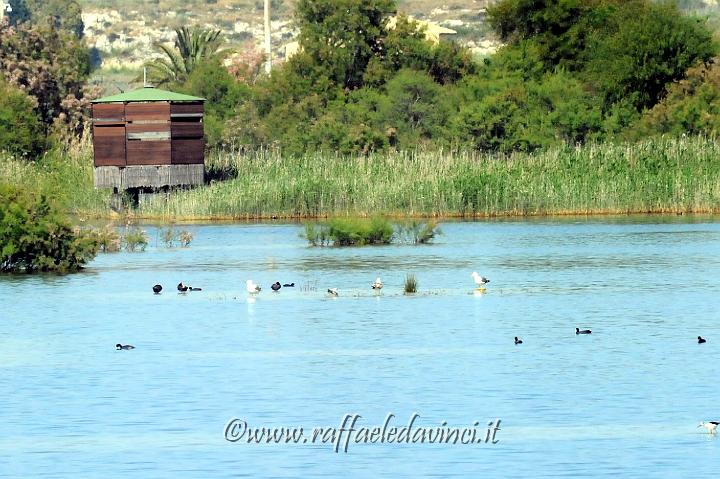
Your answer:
(144, 26), (224, 87)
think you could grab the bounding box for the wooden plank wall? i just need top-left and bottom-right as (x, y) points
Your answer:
(92, 103), (125, 122)
(93, 101), (205, 173)
(93, 125), (126, 167)
(171, 102), (204, 165)
(126, 102), (171, 122)
(126, 141), (172, 165)
(92, 103), (126, 166)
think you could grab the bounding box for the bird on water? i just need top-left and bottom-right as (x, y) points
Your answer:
(514, 337), (523, 345)
(471, 272), (490, 288)
(576, 328), (592, 335)
(246, 280), (261, 294)
(698, 421), (719, 434)
(271, 282), (281, 292)
(698, 336), (707, 344)
(327, 288), (339, 297)
(152, 284), (162, 294)
(372, 278), (383, 290)
(116, 344), (135, 350)
(283, 283), (295, 287)
(177, 282), (201, 292)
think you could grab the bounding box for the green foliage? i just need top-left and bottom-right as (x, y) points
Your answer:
(631, 59), (720, 138)
(0, 19), (93, 149)
(327, 217), (394, 246)
(122, 226), (148, 252)
(145, 26), (224, 87)
(403, 274), (417, 293)
(295, 0), (396, 89)
(394, 220), (441, 244)
(584, 1), (715, 111)
(180, 58), (249, 147)
(382, 69), (449, 145)
(0, 183), (99, 273)
(0, 80), (46, 158)
(304, 217), (394, 246)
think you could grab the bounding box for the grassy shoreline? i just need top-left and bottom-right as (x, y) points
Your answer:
(2, 136), (720, 221)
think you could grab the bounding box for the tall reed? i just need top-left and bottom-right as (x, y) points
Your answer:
(139, 136), (720, 219)
(4, 136), (720, 220)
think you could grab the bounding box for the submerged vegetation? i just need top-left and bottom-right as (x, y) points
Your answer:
(303, 218), (440, 246)
(404, 274), (418, 294)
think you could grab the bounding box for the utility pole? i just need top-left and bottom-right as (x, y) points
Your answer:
(264, 0), (272, 74)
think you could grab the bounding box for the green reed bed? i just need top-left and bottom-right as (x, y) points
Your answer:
(0, 137), (111, 217)
(138, 136), (720, 219)
(3, 136), (720, 220)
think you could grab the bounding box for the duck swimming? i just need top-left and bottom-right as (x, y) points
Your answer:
(514, 337), (523, 345)
(576, 328), (592, 335)
(152, 284), (162, 294)
(177, 282), (188, 292)
(372, 278), (383, 290)
(327, 288), (338, 297)
(698, 336), (707, 344)
(271, 282), (281, 292)
(283, 283), (295, 287)
(116, 344), (135, 350)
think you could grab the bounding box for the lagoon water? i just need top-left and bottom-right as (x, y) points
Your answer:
(2, 218), (720, 477)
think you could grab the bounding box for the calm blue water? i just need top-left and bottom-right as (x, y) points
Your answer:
(2, 217), (720, 477)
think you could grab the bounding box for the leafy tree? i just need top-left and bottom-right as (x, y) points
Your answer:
(0, 20), (91, 145)
(0, 184), (99, 273)
(364, 14), (476, 86)
(180, 58), (250, 147)
(295, 0), (396, 89)
(145, 27), (224, 87)
(0, 79), (46, 158)
(381, 69), (449, 145)
(584, 1), (715, 111)
(631, 59), (720, 138)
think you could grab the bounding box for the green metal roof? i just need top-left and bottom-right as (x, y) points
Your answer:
(92, 87), (205, 103)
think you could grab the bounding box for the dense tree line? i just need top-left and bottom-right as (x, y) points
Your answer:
(2, 0), (720, 158)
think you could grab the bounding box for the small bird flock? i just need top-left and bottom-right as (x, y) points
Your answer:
(125, 271), (716, 431)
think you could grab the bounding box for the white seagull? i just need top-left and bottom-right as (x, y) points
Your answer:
(698, 421), (719, 434)
(372, 278), (383, 290)
(246, 279), (261, 294)
(471, 272), (490, 288)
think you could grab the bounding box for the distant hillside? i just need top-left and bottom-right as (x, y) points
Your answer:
(78, 0), (496, 69)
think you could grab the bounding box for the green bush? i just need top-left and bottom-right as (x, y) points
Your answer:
(0, 80), (46, 158)
(328, 217), (393, 246)
(0, 184), (99, 273)
(305, 217), (393, 246)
